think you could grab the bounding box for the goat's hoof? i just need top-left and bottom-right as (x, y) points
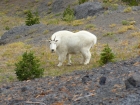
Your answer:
(84, 63), (89, 65)
(67, 63), (71, 66)
(57, 64), (62, 67)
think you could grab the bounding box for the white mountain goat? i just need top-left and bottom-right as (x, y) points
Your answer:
(48, 30), (97, 67)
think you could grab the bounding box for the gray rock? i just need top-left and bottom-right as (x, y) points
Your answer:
(132, 6), (140, 11)
(99, 76), (106, 85)
(74, 2), (104, 19)
(125, 73), (140, 89)
(133, 73), (140, 87)
(21, 86), (29, 92)
(119, 94), (140, 105)
(82, 75), (92, 84)
(0, 24), (47, 45)
(125, 77), (136, 89)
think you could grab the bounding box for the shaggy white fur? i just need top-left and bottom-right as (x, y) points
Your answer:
(48, 30), (97, 67)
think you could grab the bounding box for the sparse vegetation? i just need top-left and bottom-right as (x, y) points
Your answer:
(99, 44), (115, 65)
(47, 18), (60, 25)
(78, 0), (88, 4)
(25, 10), (40, 26)
(117, 25), (135, 34)
(15, 51), (44, 81)
(5, 26), (10, 30)
(123, 7), (132, 13)
(102, 2), (118, 10)
(122, 20), (130, 25)
(109, 24), (116, 28)
(71, 19), (84, 26)
(121, 0), (139, 6)
(85, 24), (96, 30)
(47, 0), (53, 6)
(43, 30), (49, 35)
(130, 32), (140, 37)
(62, 5), (74, 22)
(103, 32), (114, 37)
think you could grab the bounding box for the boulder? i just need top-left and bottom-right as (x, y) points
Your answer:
(125, 73), (140, 89)
(99, 76), (106, 85)
(74, 2), (104, 19)
(0, 24), (47, 45)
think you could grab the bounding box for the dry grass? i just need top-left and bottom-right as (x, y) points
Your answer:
(71, 19), (85, 26)
(0, 39), (139, 83)
(123, 7), (132, 13)
(85, 24), (96, 30)
(0, 42), (100, 83)
(109, 24), (116, 28)
(117, 25), (135, 34)
(0, 15), (24, 36)
(130, 32), (140, 37)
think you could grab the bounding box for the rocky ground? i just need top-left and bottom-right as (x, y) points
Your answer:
(0, 0), (140, 105)
(0, 56), (140, 105)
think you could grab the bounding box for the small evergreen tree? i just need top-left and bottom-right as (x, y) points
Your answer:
(99, 44), (115, 65)
(62, 5), (74, 22)
(15, 51), (44, 81)
(78, 0), (88, 4)
(121, 0), (139, 6)
(25, 10), (40, 26)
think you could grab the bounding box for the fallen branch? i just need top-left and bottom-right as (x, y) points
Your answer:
(73, 93), (96, 101)
(25, 101), (46, 105)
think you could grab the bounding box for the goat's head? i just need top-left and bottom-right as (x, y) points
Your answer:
(48, 36), (58, 53)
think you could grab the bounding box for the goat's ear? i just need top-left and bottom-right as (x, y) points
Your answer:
(46, 39), (51, 42)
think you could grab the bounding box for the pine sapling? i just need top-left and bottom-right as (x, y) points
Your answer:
(99, 44), (115, 65)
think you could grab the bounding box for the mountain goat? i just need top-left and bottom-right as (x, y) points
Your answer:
(48, 30), (97, 67)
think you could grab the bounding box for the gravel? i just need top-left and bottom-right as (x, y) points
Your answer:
(0, 1), (140, 105)
(0, 56), (140, 105)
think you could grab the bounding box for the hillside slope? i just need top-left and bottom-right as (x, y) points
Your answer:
(0, 0), (140, 104)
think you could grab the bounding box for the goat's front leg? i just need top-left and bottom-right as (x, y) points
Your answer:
(57, 53), (67, 67)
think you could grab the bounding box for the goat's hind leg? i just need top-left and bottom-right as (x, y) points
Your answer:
(67, 54), (72, 66)
(81, 49), (91, 65)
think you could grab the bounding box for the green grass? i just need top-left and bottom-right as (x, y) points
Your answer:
(85, 24), (96, 30)
(103, 32), (114, 37)
(122, 20), (130, 25)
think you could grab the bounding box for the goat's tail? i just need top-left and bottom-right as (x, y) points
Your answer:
(91, 35), (97, 48)
(94, 36), (97, 45)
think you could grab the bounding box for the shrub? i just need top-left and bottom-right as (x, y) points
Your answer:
(123, 7), (132, 13)
(62, 5), (74, 22)
(15, 51), (44, 81)
(5, 26), (10, 30)
(78, 0), (88, 4)
(121, 0), (139, 6)
(85, 24), (95, 30)
(99, 44), (115, 65)
(25, 10), (40, 26)
(122, 20), (130, 25)
(103, 32), (114, 37)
